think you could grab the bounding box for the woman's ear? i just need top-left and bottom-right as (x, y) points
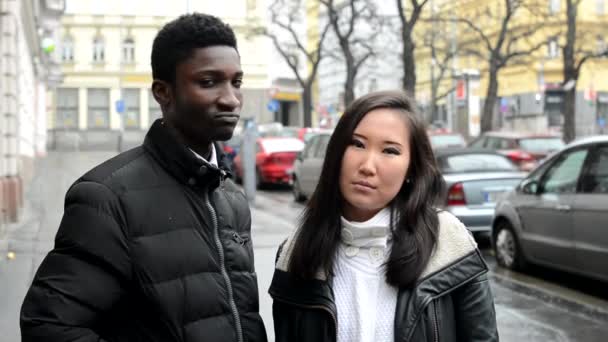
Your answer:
(151, 80), (172, 109)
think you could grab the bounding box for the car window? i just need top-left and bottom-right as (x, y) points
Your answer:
(580, 145), (608, 194)
(302, 136), (319, 159)
(541, 149), (588, 194)
(519, 138), (565, 153)
(314, 135), (330, 158)
(469, 137), (486, 148)
(429, 134), (466, 148)
(486, 137), (503, 149)
(441, 153), (517, 173)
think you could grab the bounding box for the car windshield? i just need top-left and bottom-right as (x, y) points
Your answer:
(261, 138), (305, 153)
(430, 134), (466, 148)
(519, 138), (564, 152)
(441, 154), (518, 173)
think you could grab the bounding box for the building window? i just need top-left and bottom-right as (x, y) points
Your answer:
(547, 37), (559, 59)
(122, 37), (135, 64)
(87, 88), (110, 129)
(597, 0), (605, 15)
(597, 36), (607, 55)
(61, 37), (74, 62)
(148, 90), (162, 126)
(56, 88), (78, 129)
(124, 89), (140, 129)
(550, 0), (561, 14)
(92, 36), (105, 62)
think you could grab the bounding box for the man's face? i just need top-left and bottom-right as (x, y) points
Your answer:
(163, 46), (243, 145)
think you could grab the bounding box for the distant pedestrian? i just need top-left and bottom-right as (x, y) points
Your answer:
(20, 13), (267, 342)
(269, 91), (498, 342)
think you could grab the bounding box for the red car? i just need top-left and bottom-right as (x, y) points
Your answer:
(468, 132), (565, 171)
(233, 137), (304, 188)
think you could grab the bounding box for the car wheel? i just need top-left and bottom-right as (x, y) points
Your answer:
(494, 220), (527, 271)
(292, 176), (306, 202)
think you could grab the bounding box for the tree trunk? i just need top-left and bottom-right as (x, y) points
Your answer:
(563, 86), (576, 142)
(562, 0), (577, 143)
(302, 84), (313, 127)
(402, 34), (416, 99)
(481, 67), (499, 133)
(343, 53), (356, 106)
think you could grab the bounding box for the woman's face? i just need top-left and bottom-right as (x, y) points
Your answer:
(340, 108), (411, 222)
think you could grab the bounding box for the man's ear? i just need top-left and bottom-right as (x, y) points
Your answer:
(151, 80), (172, 109)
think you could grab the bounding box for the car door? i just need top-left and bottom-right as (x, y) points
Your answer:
(516, 147), (589, 270)
(303, 134), (330, 195)
(297, 136), (319, 194)
(572, 143), (608, 281)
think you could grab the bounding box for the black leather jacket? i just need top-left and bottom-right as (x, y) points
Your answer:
(269, 212), (498, 342)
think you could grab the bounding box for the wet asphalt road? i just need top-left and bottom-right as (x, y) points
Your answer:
(1, 152), (607, 342)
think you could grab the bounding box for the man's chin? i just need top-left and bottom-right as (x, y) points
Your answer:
(213, 127), (236, 141)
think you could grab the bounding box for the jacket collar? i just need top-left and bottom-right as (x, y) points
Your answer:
(143, 119), (232, 189)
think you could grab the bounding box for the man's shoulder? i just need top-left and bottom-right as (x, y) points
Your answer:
(77, 146), (150, 192)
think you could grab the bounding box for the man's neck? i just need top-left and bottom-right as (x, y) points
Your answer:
(191, 145), (212, 161)
(163, 122), (212, 159)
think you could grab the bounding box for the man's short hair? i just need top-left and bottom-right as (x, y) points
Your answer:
(151, 13), (238, 84)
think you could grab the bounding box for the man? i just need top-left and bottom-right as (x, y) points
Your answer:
(21, 13), (267, 342)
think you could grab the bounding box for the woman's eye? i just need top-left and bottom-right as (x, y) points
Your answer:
(384, 148), (400, 155)
(350, 139), (364, 148)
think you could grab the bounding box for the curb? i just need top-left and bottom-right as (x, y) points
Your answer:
(490, 272), (608, 323)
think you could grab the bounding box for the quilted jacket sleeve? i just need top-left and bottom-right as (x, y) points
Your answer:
(453, 273), (499, 342)
(20, 181), (131, 342)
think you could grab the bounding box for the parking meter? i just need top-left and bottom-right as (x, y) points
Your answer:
(241, 117), (257, 203)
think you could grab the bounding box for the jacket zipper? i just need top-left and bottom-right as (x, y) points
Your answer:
(205, 191), (244, 342)
(432, 301), (439, 342)
(272, 295), (338, 333)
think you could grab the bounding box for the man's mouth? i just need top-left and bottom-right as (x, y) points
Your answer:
(214, 112), (240, 123)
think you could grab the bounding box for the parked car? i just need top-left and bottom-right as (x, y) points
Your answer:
(291, 132), (332, 201)
(469, 131), (565, 171)
(221, 134), (242, 174)
(428, 129), (467, 149)
(233, 137), (304, 188)
(280, 126), (332, 142)
(436, 148), (527, 235)
(492, 136), (608, 282)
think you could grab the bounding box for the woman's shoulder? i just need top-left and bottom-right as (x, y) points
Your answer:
(419, 210), (479, 278)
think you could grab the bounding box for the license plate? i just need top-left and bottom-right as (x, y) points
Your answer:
(484, 191), (505, 203)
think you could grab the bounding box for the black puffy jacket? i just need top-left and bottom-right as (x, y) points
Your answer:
(21, 120), (267, 342)
(270, 211), (498, 342)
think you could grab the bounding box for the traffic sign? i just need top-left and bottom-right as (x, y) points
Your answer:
(115, 99), (125, 114)
(599, 117), (606, 129)
(267, 99), (280, 112)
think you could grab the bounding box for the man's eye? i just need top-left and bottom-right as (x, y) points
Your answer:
(233, 79), (243, 88)
(199, 79), (215, 87)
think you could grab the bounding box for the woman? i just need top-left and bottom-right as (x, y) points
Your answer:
(269, 91), (498, 342)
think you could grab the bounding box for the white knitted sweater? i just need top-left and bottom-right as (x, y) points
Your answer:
(332, 208), (397, 342)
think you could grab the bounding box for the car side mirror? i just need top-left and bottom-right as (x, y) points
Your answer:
(521, 179), (539, 195)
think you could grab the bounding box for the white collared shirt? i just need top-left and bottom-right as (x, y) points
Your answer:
(189, 144), (218, 167)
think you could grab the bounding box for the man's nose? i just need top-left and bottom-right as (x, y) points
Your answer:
(217, 85), (241, 111)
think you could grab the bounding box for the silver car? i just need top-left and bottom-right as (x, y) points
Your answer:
(436, 149), (527, 235)
(492, 136), (608, 282)
(291, 132), (331, 202)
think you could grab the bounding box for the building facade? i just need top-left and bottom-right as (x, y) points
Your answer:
(415, 0), (608, 138)
(0, 0), (64, 225)
(49, 0), (275, 151)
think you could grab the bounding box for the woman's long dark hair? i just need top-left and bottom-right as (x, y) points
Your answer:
(288, 90), (445, 288)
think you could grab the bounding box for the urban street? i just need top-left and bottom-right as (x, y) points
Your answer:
(1, 151), (607, 342)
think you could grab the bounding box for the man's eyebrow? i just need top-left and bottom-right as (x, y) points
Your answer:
(194, 70), (244, 77)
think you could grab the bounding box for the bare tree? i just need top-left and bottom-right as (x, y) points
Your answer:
(424, 14), (459, 123)
(451, 0), (548, 133)
(396, 0), (428, 98)
(320, 0), (382, 106)
(561, 0), (608, 142)
(263, 0), (331, 127)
